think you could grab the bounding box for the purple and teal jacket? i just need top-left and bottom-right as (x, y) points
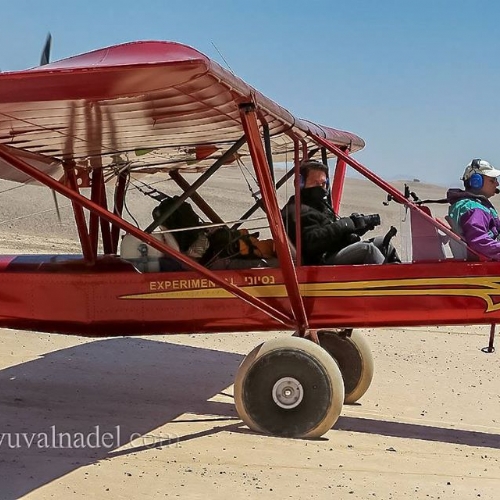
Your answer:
(447, 188), (500, 260)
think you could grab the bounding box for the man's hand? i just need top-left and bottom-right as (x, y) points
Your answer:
(350, 213), (381, 235)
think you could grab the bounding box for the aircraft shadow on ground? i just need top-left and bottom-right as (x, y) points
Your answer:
(0, 337), (242, 499)
(336, 416), (500, 449)
(2, 339), (498, 499)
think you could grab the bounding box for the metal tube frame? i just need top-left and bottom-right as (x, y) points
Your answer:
(239, 103), (309, 334)
(63, 163), (94, 263)
(169, 169), (224, 224)
(145, 135), (247, 233)
(330, 146), (348, 214)
(111, 171), (128, 253)
(0, 144), (296, 329)
(310, 133), (485, 257)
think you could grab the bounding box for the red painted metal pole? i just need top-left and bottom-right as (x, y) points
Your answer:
(0, 145), (295, 328)
(99, 178), (113, 254)
(89, 168), (103, 256)
(240, 104), (309, 333)
(293, 137), (302, 267)
(330, 147), (348, 214)
(64, 164), (94, 263)
(111, 172), (127, 253)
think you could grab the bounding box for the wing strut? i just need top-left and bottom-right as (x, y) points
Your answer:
(231, 168), (294, 230)
(0, 144), (296, 329)
(168, 169), (224, 224)
(329, 146), (349, 214)
(240, 103), (309, 334)
(145, 135), (247, 233)
(111, 171), (128, 253)
(64, 163), (94, 263)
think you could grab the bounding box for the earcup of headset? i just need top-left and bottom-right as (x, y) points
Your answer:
(469, 173), (483, 190)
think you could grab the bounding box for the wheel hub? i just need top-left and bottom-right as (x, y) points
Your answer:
(272, 377), (303, 409)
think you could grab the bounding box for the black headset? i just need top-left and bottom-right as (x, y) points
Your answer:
(467, 159), (484, 190)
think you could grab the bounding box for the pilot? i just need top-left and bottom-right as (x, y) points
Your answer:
(446, 159), (500, 260)
(281, 160), (399, 265)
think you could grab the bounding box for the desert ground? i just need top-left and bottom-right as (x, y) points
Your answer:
(0, 167), (499, 499)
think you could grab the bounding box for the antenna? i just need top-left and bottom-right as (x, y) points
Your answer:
(211, 41), (234, 74)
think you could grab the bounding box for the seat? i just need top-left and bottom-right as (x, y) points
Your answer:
(443, 216), (469, 260)
(120, 231), (180, 272)
(410, 206), (446, 261)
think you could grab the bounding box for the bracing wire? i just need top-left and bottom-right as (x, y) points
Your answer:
(211, 42), (235, 75)
(236, 157), (260, 202)
(0, 204), (71, 225)
(0, 183), (26, 195)
(119, 172), (140, 229)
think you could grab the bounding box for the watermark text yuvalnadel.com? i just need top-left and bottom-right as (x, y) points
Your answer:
(0, 425), (179, 449)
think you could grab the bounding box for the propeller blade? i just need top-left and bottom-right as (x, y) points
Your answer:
(40, 33), (60, 222)
(40, 33), (52, 66)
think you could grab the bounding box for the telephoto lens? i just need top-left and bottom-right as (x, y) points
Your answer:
(366, 214), (381, 227)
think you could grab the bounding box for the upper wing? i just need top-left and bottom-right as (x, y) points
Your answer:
(0, 40), (364, 182)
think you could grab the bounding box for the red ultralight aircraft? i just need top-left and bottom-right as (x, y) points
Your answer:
(0, 40), (496, 438)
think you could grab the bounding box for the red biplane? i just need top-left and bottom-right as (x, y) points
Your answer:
(0, 40), (496, 439)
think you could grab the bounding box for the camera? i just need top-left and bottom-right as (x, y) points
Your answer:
(365, 214), (381, 228)
(350, 213), (381, 235)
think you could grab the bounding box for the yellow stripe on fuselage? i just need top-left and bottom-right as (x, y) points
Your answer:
(120, 276), (500, 312)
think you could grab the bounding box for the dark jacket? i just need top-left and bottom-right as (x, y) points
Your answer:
(281, 194), (358, 265)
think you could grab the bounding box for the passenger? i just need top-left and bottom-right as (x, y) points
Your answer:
(152, 197), (210, 269)
(281, 160), (399, 265)
(446, 159), (500, 260)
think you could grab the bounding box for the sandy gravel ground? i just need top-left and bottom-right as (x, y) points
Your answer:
(0, 171), (499, 499)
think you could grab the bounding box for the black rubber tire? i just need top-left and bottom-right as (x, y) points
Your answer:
(317, 329), (374, 404)
(234, 336), (344, 438)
